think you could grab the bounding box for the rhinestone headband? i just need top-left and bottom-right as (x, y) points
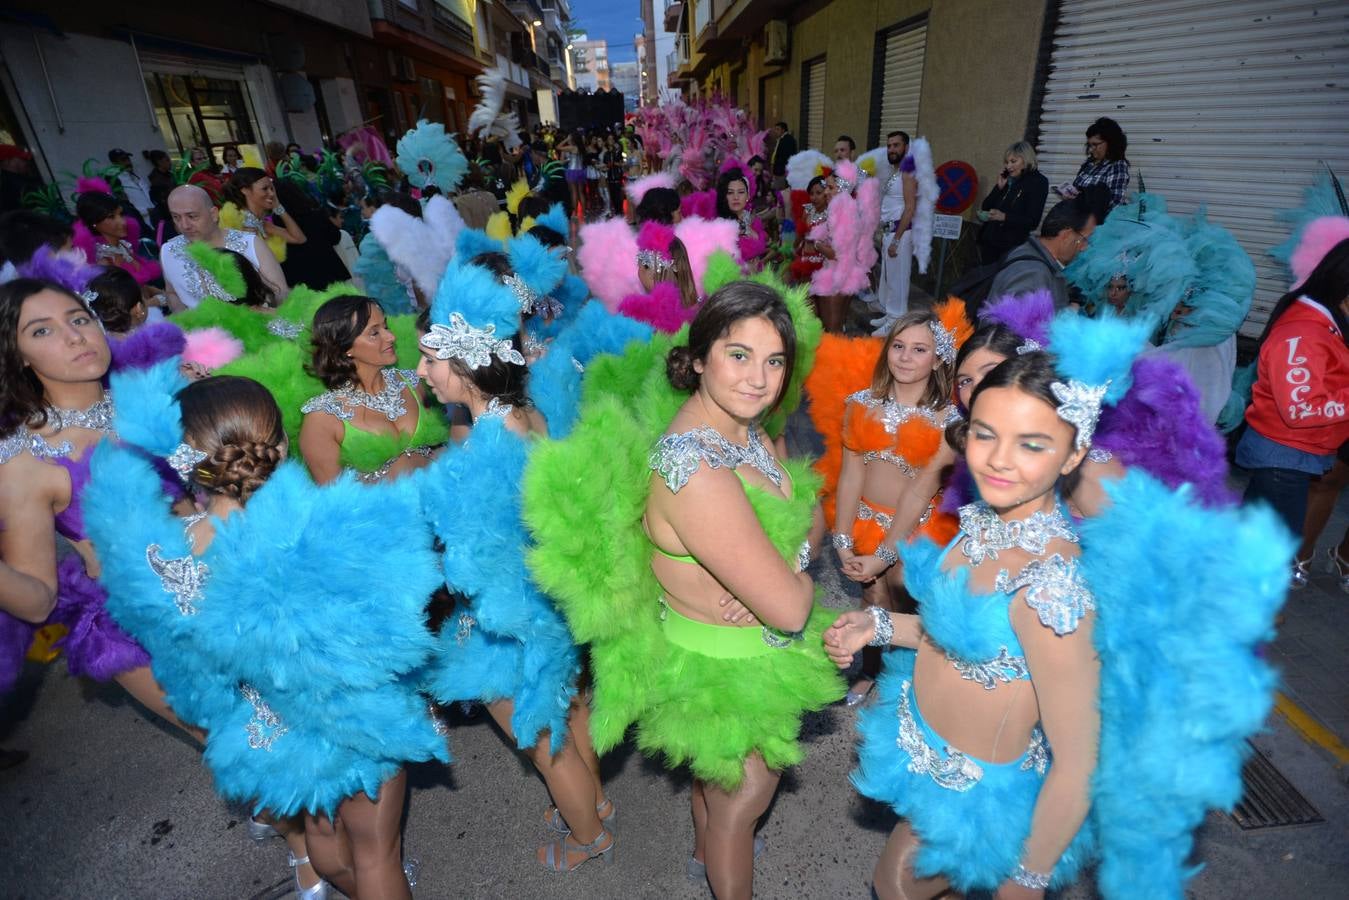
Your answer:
(420, 312), (525, 370)
(502, 274), (538, 314)
(167, 442), (209, 480)
(928, 319), (957, 365)
(1016, 338), (1042, 355)
(1050, 378), (1110, 449)
(636, 248), (674, 273)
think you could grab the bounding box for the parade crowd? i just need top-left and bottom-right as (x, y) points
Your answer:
(1, 69), (1346, 900)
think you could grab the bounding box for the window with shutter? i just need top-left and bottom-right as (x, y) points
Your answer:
(871, 18), (927, 145)
(801, 56), (826, 150)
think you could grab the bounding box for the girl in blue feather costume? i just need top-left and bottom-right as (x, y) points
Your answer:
(825, 317), (1287, 899)
(413, 254), (614, 873)
(84, 367), (447, 900)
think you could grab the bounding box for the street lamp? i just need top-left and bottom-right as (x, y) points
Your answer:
(533, 19), (542, 26)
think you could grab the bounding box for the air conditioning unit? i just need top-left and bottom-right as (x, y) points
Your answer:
(764, 20), (789, 65)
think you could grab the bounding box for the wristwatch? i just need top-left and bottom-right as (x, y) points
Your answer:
(273, 204), (287, 216)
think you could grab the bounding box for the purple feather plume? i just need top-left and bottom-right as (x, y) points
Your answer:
(17, 246), (102, 295)
(1094, 355), (1234, 507)
(0, 607), (36, 695)
(109, 322), (187, 372)
(979, 289), (1056, 346)
(48, 554), (150, 681)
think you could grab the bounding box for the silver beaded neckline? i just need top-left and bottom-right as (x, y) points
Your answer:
(957, 502), (1077, 566)
(45, 391), (115, 434)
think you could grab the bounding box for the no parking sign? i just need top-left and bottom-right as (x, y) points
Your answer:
(935, 161), (978, 214)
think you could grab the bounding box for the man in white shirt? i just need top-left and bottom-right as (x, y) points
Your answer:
(107, 148), (154, 221)
(875, 131), (917, 334)
(161, 185), (287, 310)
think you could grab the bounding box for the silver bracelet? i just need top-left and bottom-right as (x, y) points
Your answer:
(796, 540), (812, 572)
(865, 605), (893, 647)
(831, 533), (854, 551)
(1012, 864), (1052, 890)
(874, 542), (899, 567)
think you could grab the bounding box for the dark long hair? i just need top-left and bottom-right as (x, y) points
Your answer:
(666, 280), (796, 419)
(1086, 117), (1128, 161)
(223, 167), (269, 210)
(447, 333), (531, 410)
(0, 279), (101, 437)
(177, 376), (285, 503)
(224, 250), (275, 308)
(75, 192), (122, 232)
(947, 322), (1026, 446)
(87, 267), (144, 334)
(307, 295), (382, 389)
(1257, 237), (1349, 350)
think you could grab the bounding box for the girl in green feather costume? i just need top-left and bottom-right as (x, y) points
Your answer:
(525, 277), (843, 899)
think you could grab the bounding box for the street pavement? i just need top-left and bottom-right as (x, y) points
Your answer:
(3, 410), (1348, 899)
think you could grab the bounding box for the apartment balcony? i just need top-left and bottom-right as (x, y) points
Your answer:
(663, 0), (684, 33)
(707, 0), (798, 43)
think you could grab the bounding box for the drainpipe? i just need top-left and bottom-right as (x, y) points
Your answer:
(32, 33), (63, 134)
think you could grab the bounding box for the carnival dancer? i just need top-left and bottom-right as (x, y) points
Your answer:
(163, 185), (288, 310)
(414, 256), (613, 873)
(787, 176), (830, 286)
(825, 312), (1288, 899)
(809, 159), (881, 333)
(805, 301), (971, 706)
(72, 187), (163, 297)
(298, 296), (449, 484)
(968, 290), (1232, 513)
(715, 165), (768, 268)
(525, 273), (842, 899)
(617, 221), (702, 333)
(220, 168), (306, 264)
(84, 369), (447, 900)
(0, 279), (188, 723)
(869, 133), (936, 335)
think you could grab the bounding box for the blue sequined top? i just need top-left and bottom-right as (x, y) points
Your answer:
(902, 506), (1095, 690)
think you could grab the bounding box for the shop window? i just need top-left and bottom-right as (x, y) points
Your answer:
(145, 72), (259, 160)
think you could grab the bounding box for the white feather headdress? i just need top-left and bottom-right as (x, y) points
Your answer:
(468, 66), (523, 151)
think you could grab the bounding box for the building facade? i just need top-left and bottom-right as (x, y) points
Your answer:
(665, 0), (1349, 334)
(610, 61), (640, 112)
(571, 35), (611, 92)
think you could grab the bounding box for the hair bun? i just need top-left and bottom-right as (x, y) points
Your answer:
(666, 345), (700, 392)
(204, 441), (283, 501)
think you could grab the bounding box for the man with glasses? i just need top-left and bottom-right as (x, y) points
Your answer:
(987, 196), (1098, 311)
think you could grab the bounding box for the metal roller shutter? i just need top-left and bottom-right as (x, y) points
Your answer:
(803, 56), (826, 149)
(876, 19), (927, 139)
(1035, 0), (1349, 335)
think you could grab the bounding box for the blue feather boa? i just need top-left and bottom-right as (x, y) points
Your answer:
(84, 445), (448, 817)
(415, 417), (578, 752)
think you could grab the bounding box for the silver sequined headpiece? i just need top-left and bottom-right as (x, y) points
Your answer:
(1016, 338), (1042, 355)
(502, 274), (538, 314)
(420, 312), (525, 370)
(166, 442), (209, 479)
(1050, 379), (1110, 449)
(928, 320), (957, 365)
(636, 248), (675, 273)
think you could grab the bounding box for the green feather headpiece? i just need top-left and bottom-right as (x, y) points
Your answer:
(185, 241), (248, 300)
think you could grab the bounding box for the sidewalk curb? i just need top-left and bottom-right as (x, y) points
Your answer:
(1276, 692), (1349, 768)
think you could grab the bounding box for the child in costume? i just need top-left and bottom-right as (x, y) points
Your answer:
(787, 176), (830, 286)
(524, 274), (842, 898)
(810, 158), (881, 333)
(413, 255), (613, 873)
(617, 221), (702, 333)
(84, 370), (447, 900)
(826, 313), (1287, 899)
(298, 296), (448, 485)
(806, 301), (970, 706)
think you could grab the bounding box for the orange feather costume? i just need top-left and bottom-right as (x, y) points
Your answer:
(804, 299), (973, 551)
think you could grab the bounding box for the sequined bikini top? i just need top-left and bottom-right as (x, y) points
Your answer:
(843, 390), (960, 476)
(904, 502), (1095, 690)
(650, 425), (784, 494)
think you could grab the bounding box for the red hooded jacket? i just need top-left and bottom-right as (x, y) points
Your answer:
(1245, 297), (1349, 455)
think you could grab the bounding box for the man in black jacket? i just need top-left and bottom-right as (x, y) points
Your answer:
(768, 122), (797, 191)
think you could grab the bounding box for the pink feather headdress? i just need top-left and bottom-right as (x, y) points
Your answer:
(1292, 216), (1349, 286)
(636, 221), (676, 273)
(626, 171), (676, 206)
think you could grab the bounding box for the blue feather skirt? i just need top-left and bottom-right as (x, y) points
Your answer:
(852, 650), (1096, 892)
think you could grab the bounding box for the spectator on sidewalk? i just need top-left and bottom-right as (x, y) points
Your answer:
(976, 141), (1049, 264)
(768, 121), (796, 191)
(108, 148), (154, 222)
(987, 196), (1097, 311)
(1056, 116), (1131, 208)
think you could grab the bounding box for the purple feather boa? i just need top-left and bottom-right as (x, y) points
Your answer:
(1094, 355), (1234, 507)
(109, 322), (187, 373)
(979, 289), (1056, 347)
(17, 246), (102, 294)
(0, 555), (149, 695)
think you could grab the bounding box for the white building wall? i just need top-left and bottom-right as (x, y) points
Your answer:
(0, 29), (167, 183)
